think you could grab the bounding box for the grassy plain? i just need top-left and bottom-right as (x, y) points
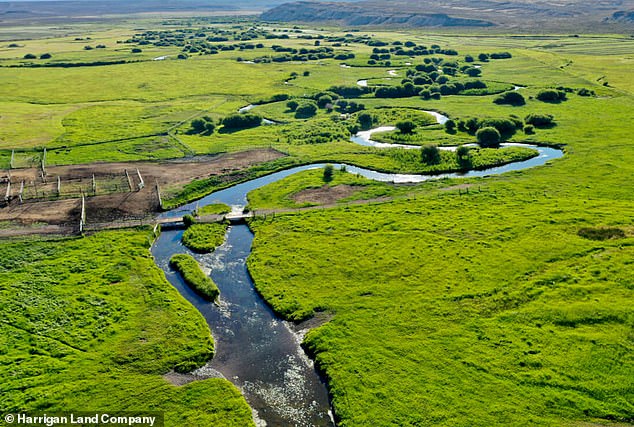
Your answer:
(0, 23), (588, 174)
(0, 17), (633, 427)
(243, 28), (634, 427)
(0, 230), (252, 425)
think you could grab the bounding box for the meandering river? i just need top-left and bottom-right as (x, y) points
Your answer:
(151, 109), (563, 426)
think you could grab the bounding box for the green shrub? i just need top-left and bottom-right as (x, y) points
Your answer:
(525, 113), (555, 127)
(221, 113), (262, 130)
(577, 88), (595, 97)
(396, 120), (416, 134)
(295, 101), (318, 118)
(476, 127), (501, 147)
(183, 214), (195, 227)
(465, 67), (482, 77)
(317, 95), (333, 109)
(286, 100), (299, 111)
(189, 116), (215, 135)
(170, 254), (219, 301)
(323, 164), (334, 183)
(479, 118), (519, 139)
(421, 145), (441, 164)
(357, 112), (374, 130)
(456, 145), (472, 169)
(494, 91), (526, 106)
(536, 89), (566, 103)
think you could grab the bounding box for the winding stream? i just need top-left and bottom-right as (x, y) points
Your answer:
(151, 109), (563, 426)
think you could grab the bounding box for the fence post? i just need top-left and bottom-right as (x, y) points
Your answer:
(79, 195), (86, 234)
(41, 148), (47, 181)
(156, 181), (163, 210)
(125, 169), (133, 192)
(136, 168), (144, 190)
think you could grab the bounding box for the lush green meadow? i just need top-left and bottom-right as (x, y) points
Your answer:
(248, 194), (633, 425)
(0, 230), (253, 425)
(1, 22), (604, 173)
(1, 17), (633, 427)
(243, 28), (634, 427)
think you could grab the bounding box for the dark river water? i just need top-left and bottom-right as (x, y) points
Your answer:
(152, 225), (334, 426)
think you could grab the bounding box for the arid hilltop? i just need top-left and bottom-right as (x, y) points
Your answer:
(262, 0), (634, 30)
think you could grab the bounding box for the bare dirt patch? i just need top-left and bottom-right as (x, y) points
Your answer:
(0, 149), (284, 228)
(292, 184), (364, 205)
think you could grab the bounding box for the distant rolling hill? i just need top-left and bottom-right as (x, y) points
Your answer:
(0, 0), (297, 25)
(261, 1), (493, 27)
(606, 10), (634, 22)
(261, 0), (634, 31)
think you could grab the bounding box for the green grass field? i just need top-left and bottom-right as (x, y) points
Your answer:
(243, 27), (634, 427)
(0, 17), (632, 427)
(0, 230), (253, 426)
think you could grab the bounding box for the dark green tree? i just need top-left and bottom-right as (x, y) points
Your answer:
(295, 101), (318, 118)
(456, 145), (472, 169)
(493, 91), (526, 106)
(476, 127), (501, 147)
(221, 113), (262, 130)
(421, 145), (441, 164)
(479, 118), (519, 139)
(189, 116), (215, 135)
(525, 113), (555, 127)
(190, 119), (207, 134)
(465, 67), (482, 77)
(323, 164), (334, 183)
(182, 214), (195, 227)
(286, 100), (299, 111)
(536, 89), (566, 103)
(357, 112), (374, 130)
(396, 120), (416, 134)
(317, 95), (333, 109)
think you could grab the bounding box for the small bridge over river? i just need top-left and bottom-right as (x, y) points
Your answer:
(156, 211), (256, 229)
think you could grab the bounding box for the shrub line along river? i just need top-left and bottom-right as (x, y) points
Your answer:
(151, 110), (563, 426)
